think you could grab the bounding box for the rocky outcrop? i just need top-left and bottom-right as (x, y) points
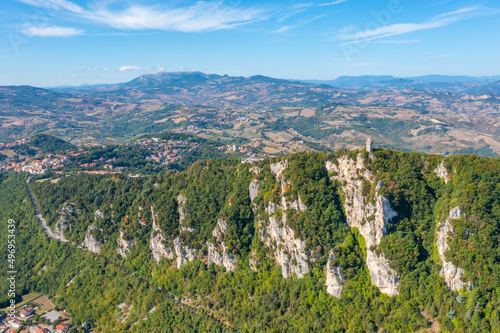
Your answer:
(257, 160), (311, 278)
(94, 209), (104, 220)
(250, 166), (261, 175)
(212, 218), (228, 241)
(249, 179), (260, 203)
(117, 230), (135, 258)
(54, 203), (77, 241)
(150, 206), (174, 262)
(149, 203), (199, 268)
(260, 201), (309, 278)
(206, 242), (237, 271)
(434, 161), (450, 184)
(82, 225), (102, 254)
(178, 194), (194, 232)
(290, 195), (307, 212)
(326, 154), (399, 296)
(437, 207), (470, 291)
(270, 160), (288, 178)
(325, 252), (344, 298)
(173, 238), (198, 269)
(207, 217), (237, 271)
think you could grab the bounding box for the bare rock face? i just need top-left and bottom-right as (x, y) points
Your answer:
(82, 225), (102, 254)
(206, 242), (237, 272)
(249, 179), (260, 203)
(178, 194), (194, 232)
(173, 237), (198, 269)
(270, 160), (288, 179)
(258, 162), (310, 278)
(212, 218), (228, 241)
(117, 230), (135, 258)
(290, 195), (307, 212)
(54, 203), (77, 241)
(434, 161), (450, 184)
(437, 207), (470, 291)
(325, 252), (344, 298)
(150, 206), (174, 262)
(326, 154), (399, 296)
(260, 201), (309, 278)
(94, 209), (104, 220)
(207, 217), (237, 271)
(250, 166), (261, 175)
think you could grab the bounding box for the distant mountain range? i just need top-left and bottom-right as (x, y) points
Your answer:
(53, 71), (338, 108)
(302, 75), (500, 94)
(1, 71), (499, 157)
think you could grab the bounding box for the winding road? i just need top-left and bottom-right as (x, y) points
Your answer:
(26, 176), (68, 242)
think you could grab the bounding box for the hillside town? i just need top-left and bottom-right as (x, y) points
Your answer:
(0, 137), (260, 175)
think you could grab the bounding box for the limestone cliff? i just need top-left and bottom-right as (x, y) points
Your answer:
(257, 160), (310, 279)
(150, 206), (174, 262)
(325, 251), (344, 298)
(81, 224), (102, 254)
(436, 207), (470, 291)
(434, 161), (450, 184)
(326, 154), (399, 296)
(117, 230), (135, 258)
(53, 203), (77, 241)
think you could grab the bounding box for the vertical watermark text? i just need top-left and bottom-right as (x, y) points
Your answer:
(6, 219), (17, 319)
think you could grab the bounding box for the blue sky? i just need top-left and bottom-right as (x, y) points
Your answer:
(1, 0), (500, 87)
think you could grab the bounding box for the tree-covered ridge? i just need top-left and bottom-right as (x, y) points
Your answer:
(2, 149), (500, 332)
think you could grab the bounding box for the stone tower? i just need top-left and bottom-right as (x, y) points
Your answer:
(366, 138), (373, 153)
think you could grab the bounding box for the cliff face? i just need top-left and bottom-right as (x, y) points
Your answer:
(256, 160), (310, 279)
(434, 161), (450, 184)
(436, 207), (470, 291)
(325, 154), (399, 296)
(53, 202), (77, 241)
(117, 230), (135, 258)
(82, 224), (102, 254)
(325, 251), (344, 298)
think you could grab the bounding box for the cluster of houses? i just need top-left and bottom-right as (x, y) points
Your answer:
(136, 138), (200, 165)
(217, 138), (261, 158)
(0, 154), (69, 174)
(1, 306), (71, 333)
(0, 138), (30, 149)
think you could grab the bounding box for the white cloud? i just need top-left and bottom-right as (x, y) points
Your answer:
(318, 0), (348, 7)
(118, 66), (141, 72)
(102, 67), (110, 71)
(16, 0), (266, 33)
(337, 6), (500, 45)
(178, 66), (184, 70)
(22, 25), (83, 37)
(157, 67), (164, 72)
(272, 25), (297, 34)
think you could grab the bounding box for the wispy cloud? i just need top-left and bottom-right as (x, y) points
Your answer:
(373, 39), (421, 44)
(118, 66), (141, 72)
(16, 0), (267, 33)
(318, 0), (348, 7)
(272, 14), (325, 34)
(22, 25), (83, 37)
(337, 6), (500, 45)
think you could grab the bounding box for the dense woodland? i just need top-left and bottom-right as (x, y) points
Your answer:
(0, 148), (499, 332)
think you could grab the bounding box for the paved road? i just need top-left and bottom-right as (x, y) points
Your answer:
(26, 176), (68, 242)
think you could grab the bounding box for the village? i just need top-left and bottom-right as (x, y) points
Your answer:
(0, 295), (76, 333)
(0, 137), (261, 175)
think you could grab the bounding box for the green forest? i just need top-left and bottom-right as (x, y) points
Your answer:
(0, 148), (499, 332)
